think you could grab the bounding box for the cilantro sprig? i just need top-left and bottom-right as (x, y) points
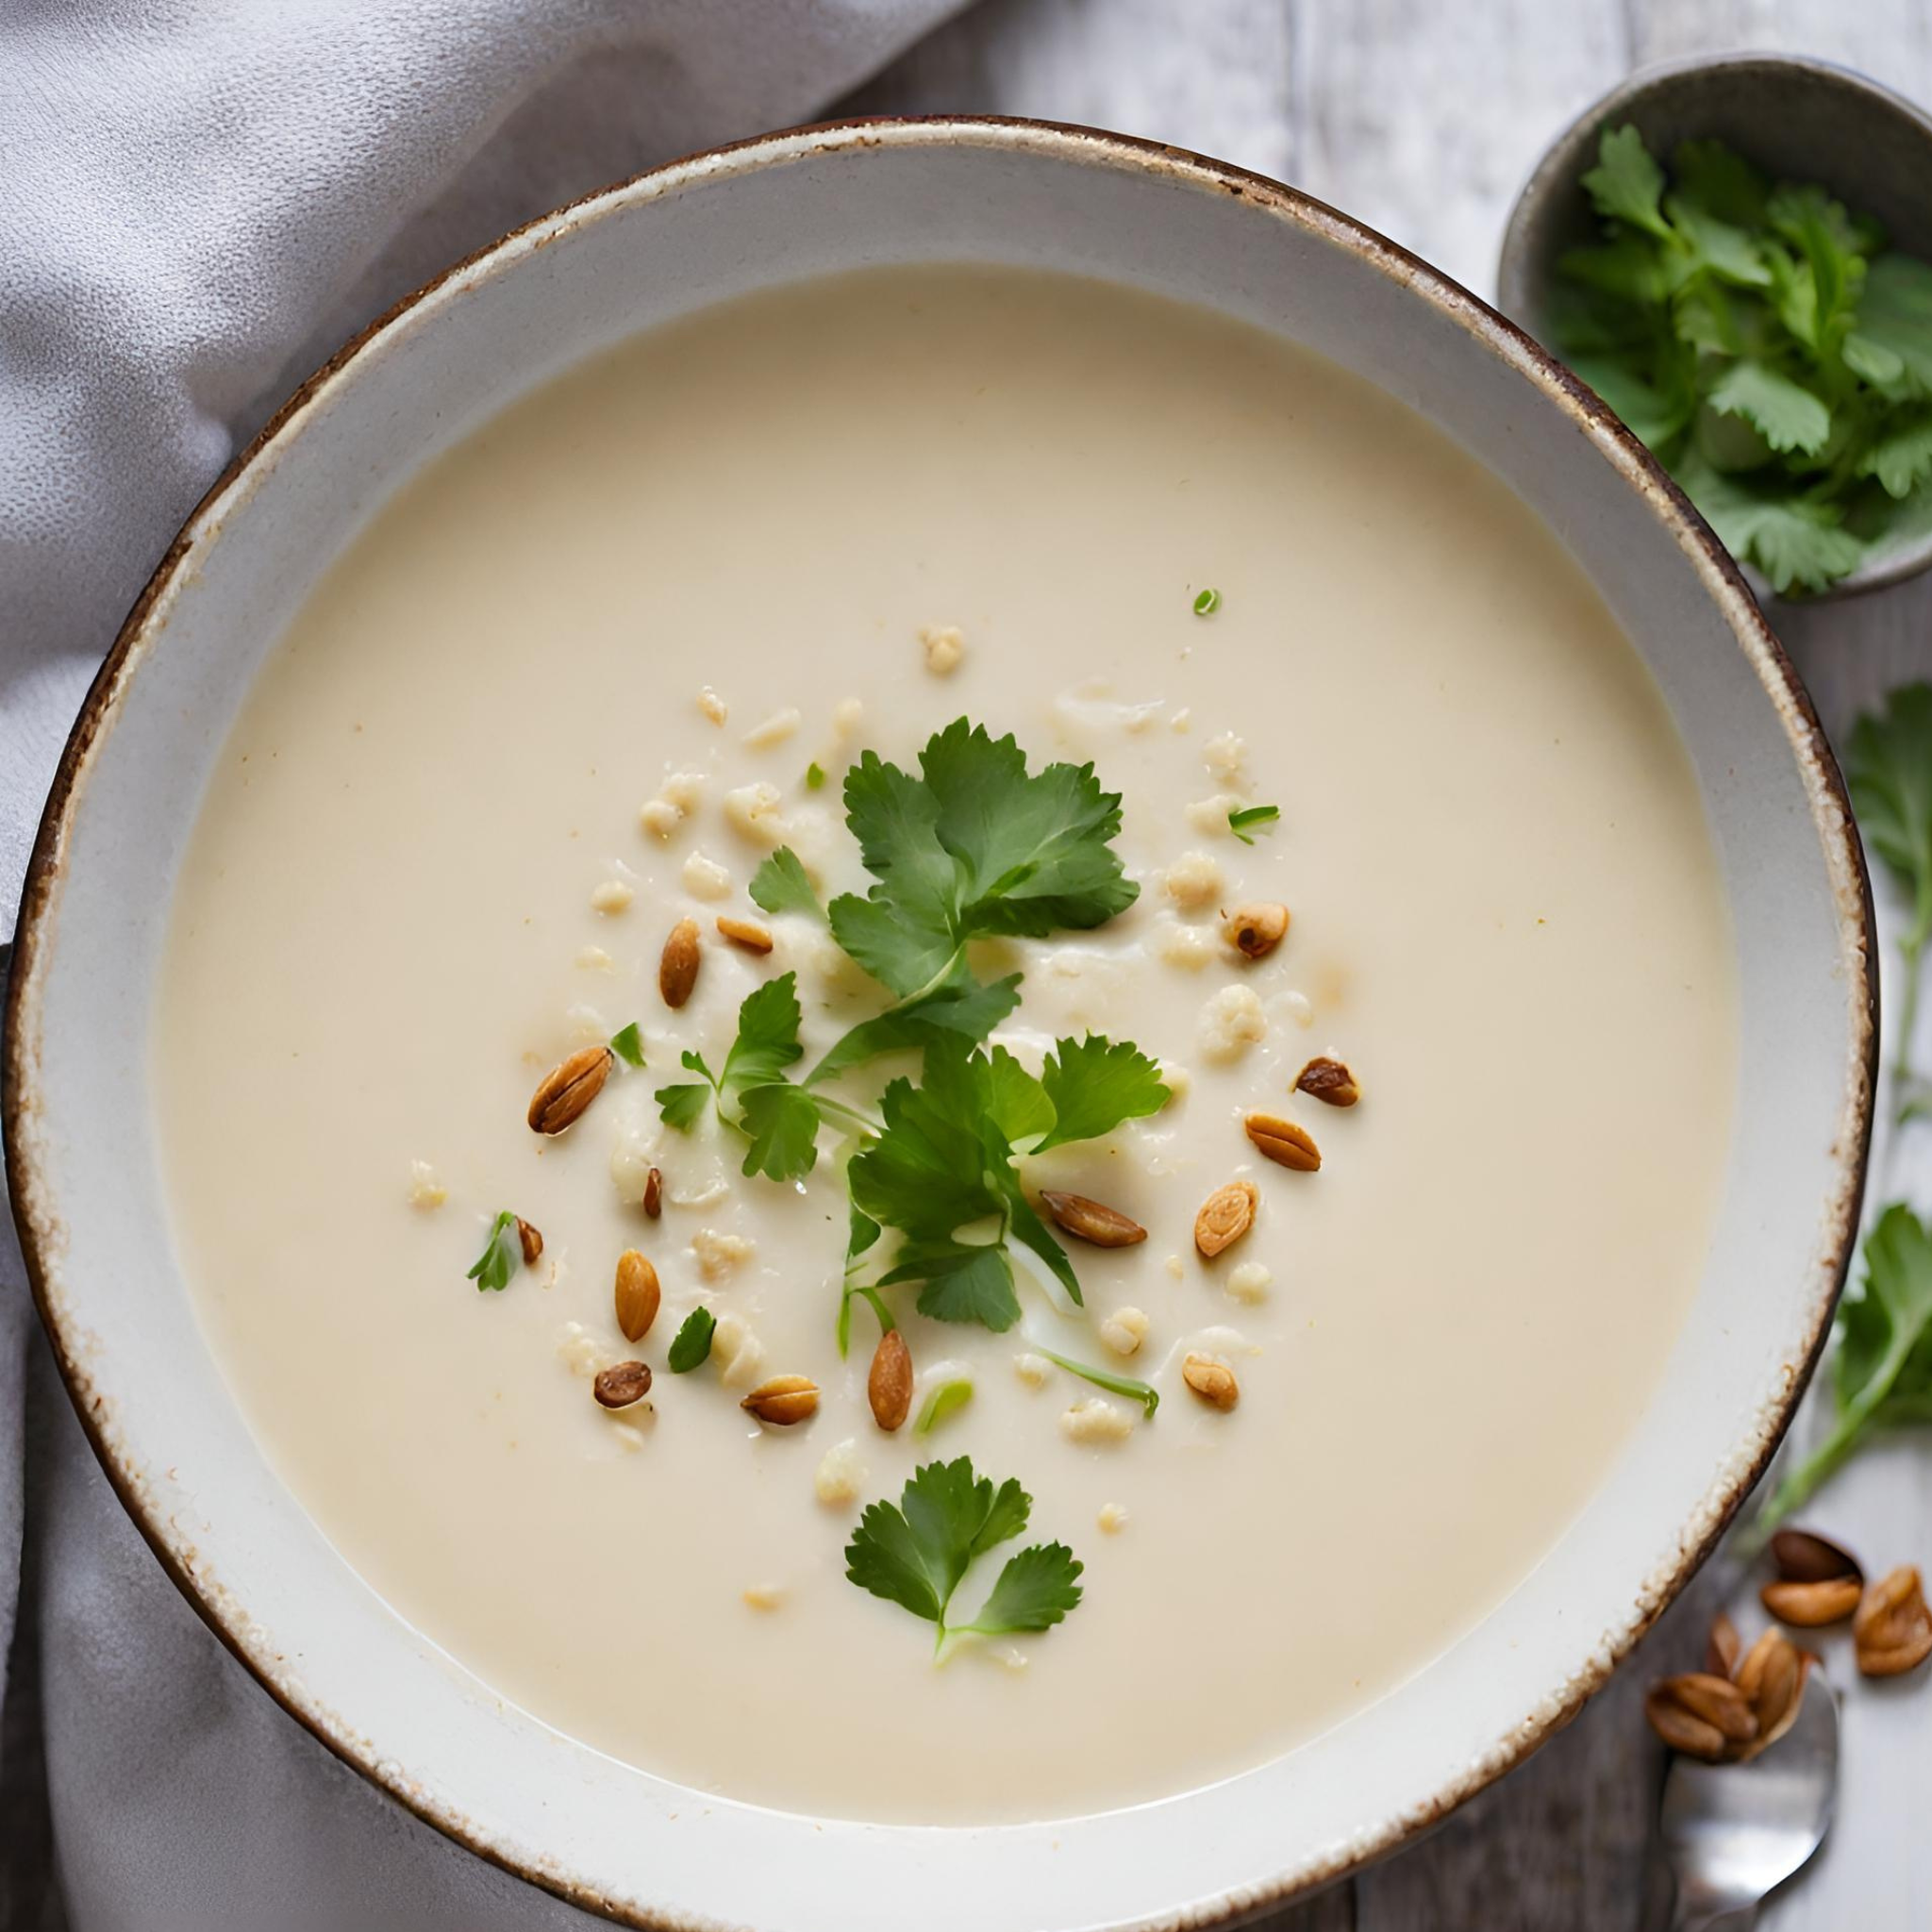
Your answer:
(1754, 1206), (1932, 1537)
(845, 1457), (1084, 1657)
(849, 1034), (1168, 1332)
(1847, 683), (1932, 1118)
(1554, 126), (1932, 593)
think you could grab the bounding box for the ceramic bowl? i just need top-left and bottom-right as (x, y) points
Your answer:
(1497, 52), (1932, 600)
(4, 119), (1875, 1929)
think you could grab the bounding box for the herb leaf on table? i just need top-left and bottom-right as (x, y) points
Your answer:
(1847, 682), (1932, 1117)
(1756, 1206), (1932, 1533)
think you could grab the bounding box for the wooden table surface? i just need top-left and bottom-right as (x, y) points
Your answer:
(845, 6), (1932, 1926)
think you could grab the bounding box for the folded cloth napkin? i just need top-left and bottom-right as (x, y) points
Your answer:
(0, 5), (958, 1924)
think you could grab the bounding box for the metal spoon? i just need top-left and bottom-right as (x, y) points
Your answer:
(1660, 1675), (1840, 1929)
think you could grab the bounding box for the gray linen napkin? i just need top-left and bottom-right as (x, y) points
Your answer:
(0, 4), (958, 1923)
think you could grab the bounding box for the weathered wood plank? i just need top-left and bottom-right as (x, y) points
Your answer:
(1289, 0), (1627, 298)
(840, 0), (1296, 180)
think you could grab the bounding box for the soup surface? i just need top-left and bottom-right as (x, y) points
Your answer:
(157, 265), (1737, 1824)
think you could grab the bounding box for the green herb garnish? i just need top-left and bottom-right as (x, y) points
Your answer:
(1754, 1206), (1932, 1536)
(1554, 125), (1932, 594)
(1847, 683), (1932, 1118)
(748, 846), (825, 923)
(825, 718), (1139, 1015)
(1192, 587), (1222, 616)
(667, 1307), (717, 1374)
(1031, 1345), (1159, 1417)
(837, 1204), (891, 1356)
(608, 1022), (645, 1067)
(655, 973), (875, 1180)
(848, 1033), (1168, 1332)
(914, 1377), (974, 1435)
(1227, 804), (1280, 843)
(845, 1457), (1084, 1657)
(806, 760), (827, 791)
(465, 1210), (522, 1292)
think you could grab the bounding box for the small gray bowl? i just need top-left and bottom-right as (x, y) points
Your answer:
(1499, 52), (1932, 600)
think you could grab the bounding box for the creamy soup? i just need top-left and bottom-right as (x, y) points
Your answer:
(157, 265), (1737, 1824)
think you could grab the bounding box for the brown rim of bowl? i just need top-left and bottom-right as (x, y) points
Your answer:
(1495, 49), (1932, 601)
(0, 114), (1877, 1928)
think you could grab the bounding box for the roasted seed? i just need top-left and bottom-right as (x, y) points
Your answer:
(659, 917), (702, 1008)
(741, 1374), (819, 1426)
(1040, 1190), (1147, 1248)
(868, 1330), (913, 1432)
(1244, 1110), (1321, 1171)
(1732, 1628), (1810, 1762)
(1643, 1682), (1728, 1762)
(1854, 1565), (1932, 1677)
(592, 1360), (653, 1409)
(643, 1166), (663, 1219)
(1669, 1671), (1758, 1742)
(1194, 1180), (1258, 1258)
(515, 1218), (544, 1265)
(1295, 1057), (1360, 1108)
(1771, 1526), (1862, 1586)
(1223, 902), (1290, 960)
(1182, 1353), (1239, 1410)
(527, 1045), (615, 1134)
(1761, 1576), (1863, 1626)
(614, 1249), (661, 1342)
(1706, 1609), (1742, 1679)
(716, 914), (774, 955)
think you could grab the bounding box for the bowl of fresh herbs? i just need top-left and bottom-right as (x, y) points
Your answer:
(1499, 53), (1932, 600)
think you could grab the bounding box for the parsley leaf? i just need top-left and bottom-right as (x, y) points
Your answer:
(1581, 123), (1672, 241)
(1847, 683), (1932, 1113)
(827, 721), (1139, 999)
(655, 974), (824, 1178)
(1553, 126), (1932, 592)
(954, 1540), (1085, 1638)
(1228, 804), (1280, 844)
(748, 846), (825, 922)
(1035, 1034), (1170, 1151)
(850, 1034), (1166, 1331)
(844, 1457), (1084, 1655)
(1858, 412), (1932, 499)
(738, 1081), (824, 1181)
(667, 1307), (716, 1373)
(1856, 254), (1932, 392)
(1754, 1207), (1932, 1533)
(1705, 359), (1832, 456)
(655, 1070), (713, 1133)
(1677, 457), (1866, 595)
(805, 962), (1022, 1088)
(465, 1211), (522, 1292)
(608, 1022), (645, 1068)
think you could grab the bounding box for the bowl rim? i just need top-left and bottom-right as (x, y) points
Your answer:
(1494, 48), (1932, 601)
(2, 113), (1878, 1924)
